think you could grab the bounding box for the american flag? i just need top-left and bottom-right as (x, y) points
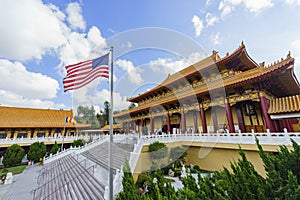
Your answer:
(63, 53), (109, 92)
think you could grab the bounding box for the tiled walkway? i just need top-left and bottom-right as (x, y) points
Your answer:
(1, 164), (40, 200)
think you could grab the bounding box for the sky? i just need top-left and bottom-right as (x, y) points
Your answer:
(1, 0), (300, 114)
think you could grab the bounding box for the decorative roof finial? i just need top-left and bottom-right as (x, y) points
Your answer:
(241, 41), (245, 48)
(287, 51), (291, 58)
(259, 62), (265, 68)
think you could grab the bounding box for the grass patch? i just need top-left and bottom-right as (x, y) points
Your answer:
(0, 165), (26, 177)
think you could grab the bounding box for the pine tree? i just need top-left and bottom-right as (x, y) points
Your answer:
(116, 159), (140, 200)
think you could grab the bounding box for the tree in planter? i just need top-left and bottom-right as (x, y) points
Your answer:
(50, 141), (60, 155)
(27, 142), (46, 163)
(169, 146), (187, 168)
(72, 139), (85, 147)
(149, 141), (167, 168)
(2, 144), (25, 167)
(115, 159), (140, 200)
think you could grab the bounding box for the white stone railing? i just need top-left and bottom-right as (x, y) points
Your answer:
(128, 138), (144, 173)
(139, 130), (300, 146)
(43, 136), (109, 164)
(0, 135), (95, 146)
(112, 167), (124, 197)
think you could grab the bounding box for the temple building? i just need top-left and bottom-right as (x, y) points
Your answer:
(114, 42), (300, 134)
(0, 106), (90, 141)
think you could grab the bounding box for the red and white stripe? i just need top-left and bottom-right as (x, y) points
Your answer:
(63, 60), (109, 92)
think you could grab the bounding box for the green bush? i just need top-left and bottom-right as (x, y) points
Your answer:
(2, 144), (25, 167)
(72, 139), (85, 147)
(27, 142), (46, 162)
(50, 141), (60, 155)
(149, 141), (167, 160)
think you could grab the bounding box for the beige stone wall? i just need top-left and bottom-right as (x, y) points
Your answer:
(132, 141), (287, 182)
(185, 146), (266, 177)
(185, 111), (194, 130)
(153, 116), (163, 131)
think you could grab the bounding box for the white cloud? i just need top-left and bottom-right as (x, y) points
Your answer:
(0, 0), (109, 110)
(72, 88), (129, 112)
(56, 26), (107, 77)
(206, 0), (212, 6)
(115, 59), (143, 85)
(0, 59), (63, 109)
(243, 0), (273, 13)
(0, 59), (59, 99)
(94, 89), (130, 111)
(0, 0), (66, 61)
(218, 0), (273, 17)
(285, 0), (300, 5)
(291, 39), (300, 80)
(149, 52), (207, 77)
(205, 13), (219, 26)
(0, 0), (106, 65)
(0, 90), (65, 109)
(192, 15), (204, 37)
(211, 32), (221, 45)
(66, 2), (86, 31)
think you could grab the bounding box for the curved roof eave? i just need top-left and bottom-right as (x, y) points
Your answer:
(128, 42), (258, 102)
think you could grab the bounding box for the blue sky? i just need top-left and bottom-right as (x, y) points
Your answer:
(0, 0), (300, 114)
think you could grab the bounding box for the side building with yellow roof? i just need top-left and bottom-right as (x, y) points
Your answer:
(0, 106), (91, 149)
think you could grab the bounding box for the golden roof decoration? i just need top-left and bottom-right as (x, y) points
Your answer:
(100, 124), (121, 130)
(268, 95), (300, 114)
(127, 42), (259, 103)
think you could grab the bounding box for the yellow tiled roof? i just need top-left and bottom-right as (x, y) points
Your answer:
(0, 106), (76, 128)
(100, 124), (121, 130)
(268, 95), (300, 114)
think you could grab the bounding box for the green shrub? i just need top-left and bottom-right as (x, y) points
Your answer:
(27, 142), (46, 162)
(72, 139), (85, 147)
(149, 141), (167, 160)
(2, 144), (25, 167)
(50, 141), (60, 155)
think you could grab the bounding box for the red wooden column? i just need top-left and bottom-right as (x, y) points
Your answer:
(199, 104), (207, 133)
(141, 118), (145, 135)
(181, 108), (186, 133)
(122, 122), (125, 133)
(211, 108), (218, 133)
(225, 99), (235, 133)
(127, 121), (130, 134)
(285, 119), (293, 132)
(133, 121), (136, 133)
(166, 112), (171, 134)
(259, 91), (275, 132)
(235, 103), (246, 133)
(193, 110), (199, 133)
(149, 116), (153, 134)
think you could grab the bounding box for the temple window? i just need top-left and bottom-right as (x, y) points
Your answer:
(17, 133), (28, 138)
(37, 132), (45, 137)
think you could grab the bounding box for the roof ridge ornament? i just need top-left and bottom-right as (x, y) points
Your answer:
(259, 61), (265, 68)
(241, 40), (245, 48)
(211, 50), (219, 61)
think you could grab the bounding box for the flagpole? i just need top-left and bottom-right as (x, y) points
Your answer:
(109, 46), (114, 200)
(61, 117), (66, 151)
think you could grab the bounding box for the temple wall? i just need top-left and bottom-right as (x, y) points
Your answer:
(132, 141), (287, 182)
(153, 116), (163, 131)
(185, 145), (266, 177)
(216, 107), (227, 127)
(185, 111), (194, 130)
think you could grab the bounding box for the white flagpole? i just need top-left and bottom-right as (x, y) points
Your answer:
(61, 117), (66, 151)
(109, 46), (114, 200)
